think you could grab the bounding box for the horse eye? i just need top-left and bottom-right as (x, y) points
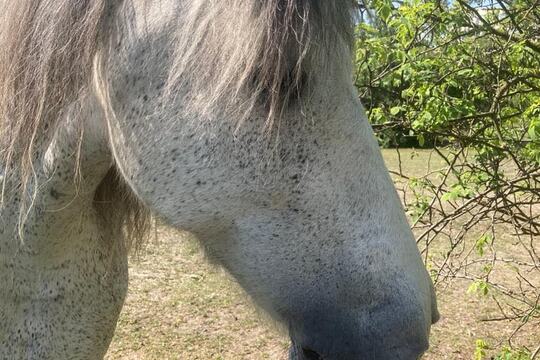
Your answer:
(250, 69), (308, 109)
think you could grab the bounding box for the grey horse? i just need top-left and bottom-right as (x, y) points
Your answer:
(0, 0), (438, 359)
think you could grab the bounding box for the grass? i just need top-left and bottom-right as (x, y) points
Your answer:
(105, 149), (539, 360)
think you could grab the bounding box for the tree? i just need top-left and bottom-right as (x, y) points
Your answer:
(355, 0), (540, 357)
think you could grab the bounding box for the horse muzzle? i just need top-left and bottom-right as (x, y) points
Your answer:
(288, 341), (426, 360)
(286, 300), (431, 360)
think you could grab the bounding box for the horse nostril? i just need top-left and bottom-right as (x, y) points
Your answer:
(302, 347), (324, 360)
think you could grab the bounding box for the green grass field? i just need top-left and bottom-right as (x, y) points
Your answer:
(105, 149), (539, 360)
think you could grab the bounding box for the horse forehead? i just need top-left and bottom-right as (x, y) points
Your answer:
(113, 0), (353, 132)
(109, 3), (365, 190)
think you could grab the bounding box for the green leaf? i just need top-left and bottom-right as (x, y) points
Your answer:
(378, 4), (392, 21)
(468, 280), (491, 297)
(390, 106), (401, 115)
(475, 234), (492, 256)
(474, 339), (489, 360)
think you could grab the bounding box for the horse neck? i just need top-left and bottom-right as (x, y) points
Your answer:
(2, 91), (112, 257)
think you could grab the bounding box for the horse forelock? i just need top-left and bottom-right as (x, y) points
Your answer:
(0, 0), (356, 170)
(168, 0), (357, 131)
